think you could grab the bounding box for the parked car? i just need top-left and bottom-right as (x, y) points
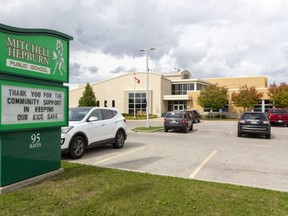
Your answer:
(61, 107), (127, 159)
(237, 112), (271, 139)
(186, 110), (201, 123)
(164, 111), (193, 133)
(266, 108), (288, 126)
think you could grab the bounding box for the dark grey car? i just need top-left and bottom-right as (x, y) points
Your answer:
(164, 111), (193, 133)
(238, 112), (271, 139)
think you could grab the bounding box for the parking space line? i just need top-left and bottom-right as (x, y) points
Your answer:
(93, 145), (152, 165)
(189, 150), (218, 179)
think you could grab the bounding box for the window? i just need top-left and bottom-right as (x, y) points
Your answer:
(101, 109), (114, 119)
(104, 100), (107, 107)
(69, 107), (92, 121)
(89, 109), (102, 120)
(197, 84), (204, 91)
(112, 100), (115, 107)
(183, 74), (190, 79)
(166, 112), (182, 118)
(253, 100), (273, 112)
(189, 83), (194, 91)
(128, 92), (146, 114)
(172, 83), (197, 95)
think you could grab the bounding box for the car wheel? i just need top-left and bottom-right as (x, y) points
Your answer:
(266, 132), (271, 139)
(69, 136), (86, 159)
(237, 130), (242, 137)
(190, 123), (193, 131)
(164, 127), (168, 132)
(113, 131), (125, 149)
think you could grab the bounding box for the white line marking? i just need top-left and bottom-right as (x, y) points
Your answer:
(189, 150), (218, 179)
(93, 146), (151, 165)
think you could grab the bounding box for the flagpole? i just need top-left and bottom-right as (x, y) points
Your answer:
(140, 48), (155, 128)
(134, 75), (136, 118)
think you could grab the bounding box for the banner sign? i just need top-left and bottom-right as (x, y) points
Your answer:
(0, 80), (68, 131)
(0, 24), (72, 83)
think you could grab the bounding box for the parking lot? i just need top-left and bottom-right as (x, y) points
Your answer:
(64, 119), (288, 192)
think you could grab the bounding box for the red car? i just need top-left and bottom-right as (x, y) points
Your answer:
(267, 108), (288, 126)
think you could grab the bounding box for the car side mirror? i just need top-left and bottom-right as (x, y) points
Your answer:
(87, 116), (98, 122)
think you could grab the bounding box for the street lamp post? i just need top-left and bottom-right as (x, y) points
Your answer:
(140, 47), (155, 128)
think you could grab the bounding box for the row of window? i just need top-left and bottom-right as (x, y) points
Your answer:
(253, 100), (273, 113)
(97, 100), (115, 108)
(202, 100), (273, 113)
(89, 109), (117, 120)
(172, 83), (207, 95)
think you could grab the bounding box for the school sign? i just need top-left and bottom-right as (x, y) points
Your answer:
(0, 24), (73, 190)
(0, 24), (69, 83)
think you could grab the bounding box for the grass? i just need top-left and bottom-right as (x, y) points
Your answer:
(132, 126), (163, 132)
(1, 161), (288, 216)
(123, 114), (158, 120)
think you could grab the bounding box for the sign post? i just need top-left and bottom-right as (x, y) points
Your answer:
(0, 24), (72, 189)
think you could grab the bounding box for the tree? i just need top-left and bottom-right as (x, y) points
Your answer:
(78, 83), (97, 107)
(231, 85), (263, 111)
(268, 82), (288, 108)
(197, 84), (228, 112)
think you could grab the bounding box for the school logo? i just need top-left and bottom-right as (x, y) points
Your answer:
(53, 40), (66, 76)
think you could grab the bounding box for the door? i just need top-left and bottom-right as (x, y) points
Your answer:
(173, 105), (184, 111)
(84, 109), (106, 144)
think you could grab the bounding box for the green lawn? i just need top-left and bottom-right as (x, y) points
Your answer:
(132, 126), (163, 132)
(1, 161), (288, 215)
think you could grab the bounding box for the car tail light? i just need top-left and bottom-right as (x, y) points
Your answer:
(182, 118), (187, 125)
(164, 118), (166, 123)
(263, 120), (269, 125)
(123, 118), (126, 123)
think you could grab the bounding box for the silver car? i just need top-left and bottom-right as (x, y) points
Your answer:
(61, 107), (127, 159)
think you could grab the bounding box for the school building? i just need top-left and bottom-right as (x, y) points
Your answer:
(69, 70), (272, 117)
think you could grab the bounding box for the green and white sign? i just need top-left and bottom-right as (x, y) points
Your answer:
(0, 80), (68, 131)
(0, 24), (72, 82)
(0, 24), (72, 188)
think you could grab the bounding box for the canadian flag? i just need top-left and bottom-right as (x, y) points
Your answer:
(134, 76), (140, 84)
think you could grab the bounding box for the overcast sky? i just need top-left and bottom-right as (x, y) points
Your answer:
(1, 0), (288, 87)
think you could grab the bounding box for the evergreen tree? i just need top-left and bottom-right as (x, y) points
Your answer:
(268, 82), (288, 108)
(231, 85), (263, 111)
(197, 84), (228, 112)
(78, 83), (97, 107)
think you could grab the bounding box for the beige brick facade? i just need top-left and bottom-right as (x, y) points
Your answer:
(69, 70), (270, 117)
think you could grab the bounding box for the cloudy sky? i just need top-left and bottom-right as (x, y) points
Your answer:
(1, 0), (288, 87)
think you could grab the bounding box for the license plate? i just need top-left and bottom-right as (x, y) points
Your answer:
(170, 120), (177, 124)
(250, 121), (258, 124)
(278, 120), (283, 123)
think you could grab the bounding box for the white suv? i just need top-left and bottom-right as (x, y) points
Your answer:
(61, 107), (127, 159)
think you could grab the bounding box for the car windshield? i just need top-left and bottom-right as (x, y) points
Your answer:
(269, 109), (287, 114)
(166, 112), (182, 118)
(242, 113), (265, 120)
(69, 107), (93, 121)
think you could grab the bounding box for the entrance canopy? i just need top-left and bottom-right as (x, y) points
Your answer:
(163, 95), (191, 100)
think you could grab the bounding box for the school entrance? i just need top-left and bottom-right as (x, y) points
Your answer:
(168, 100), (187, 111)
